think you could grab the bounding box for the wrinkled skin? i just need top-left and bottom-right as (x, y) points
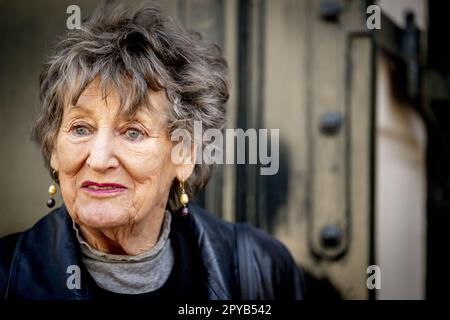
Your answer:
(51, 82), (194, 255)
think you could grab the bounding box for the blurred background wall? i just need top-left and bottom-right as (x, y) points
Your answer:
(1, 0), (448, 300)
(376, 0), (427, 300)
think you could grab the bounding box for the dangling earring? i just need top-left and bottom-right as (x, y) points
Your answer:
(47, 170), (58, 208)
(179, 179), (190, 217)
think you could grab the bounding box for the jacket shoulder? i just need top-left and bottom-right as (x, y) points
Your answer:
(0, 232), (22, 298)
(0, 208), (62, 299)
(0, 208), (64, 298)
(189, 203), (305, 299)
(239, 223), (306, 299)
(192, 203), (295, 264)
(246, 224), (295, 264)
(0, 206), (83, 300)
(188, 203), (236, 246)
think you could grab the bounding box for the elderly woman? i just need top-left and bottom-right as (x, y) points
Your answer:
(0, 2), (304, 300)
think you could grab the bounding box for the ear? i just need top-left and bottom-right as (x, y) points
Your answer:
(175, 142), (196, 182)
(175, 163), (195, 183)
(50, 149), (59, 171)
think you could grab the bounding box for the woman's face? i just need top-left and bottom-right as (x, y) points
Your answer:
(51, 82), (187, 229)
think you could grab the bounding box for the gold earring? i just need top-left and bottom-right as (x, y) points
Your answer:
(179, 179), (189, 217)
(47, 170), (58, 208)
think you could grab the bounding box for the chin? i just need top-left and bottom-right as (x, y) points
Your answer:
(73, 203), (133, 229)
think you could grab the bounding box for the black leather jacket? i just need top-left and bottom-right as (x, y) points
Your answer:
(0, 204), (305, 300)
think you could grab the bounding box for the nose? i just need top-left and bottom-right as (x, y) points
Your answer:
(86, 128), (120, 172)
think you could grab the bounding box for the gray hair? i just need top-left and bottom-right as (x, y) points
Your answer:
(31, 0), (229, 211)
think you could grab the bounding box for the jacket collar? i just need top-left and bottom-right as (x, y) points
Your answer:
(7, 204), (88, 299)
(187, 203), (236, 299)
(7, 203), (236, 300)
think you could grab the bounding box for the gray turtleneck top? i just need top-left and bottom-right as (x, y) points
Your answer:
(72, 211), (174, 294)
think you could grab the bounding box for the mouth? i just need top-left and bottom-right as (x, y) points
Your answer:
(81, 181), (127, 194)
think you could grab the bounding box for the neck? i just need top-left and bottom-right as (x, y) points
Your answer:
(78, 207), (167, 256)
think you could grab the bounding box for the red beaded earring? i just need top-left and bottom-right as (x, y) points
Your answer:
(179, 180), (189, 217)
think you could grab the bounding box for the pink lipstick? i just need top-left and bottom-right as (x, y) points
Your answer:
(81, 181), (127, 194)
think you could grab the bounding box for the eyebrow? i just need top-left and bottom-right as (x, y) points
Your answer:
(67, 104), (158, 124)
(64, 107), (167, 134)
(67, 104), (94, 115)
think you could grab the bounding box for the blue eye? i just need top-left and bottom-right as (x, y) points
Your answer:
(126, 128), (143, 141)
(73, 125), (91, 136)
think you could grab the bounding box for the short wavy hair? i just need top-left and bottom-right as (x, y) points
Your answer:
(31, 0), (229, 211)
